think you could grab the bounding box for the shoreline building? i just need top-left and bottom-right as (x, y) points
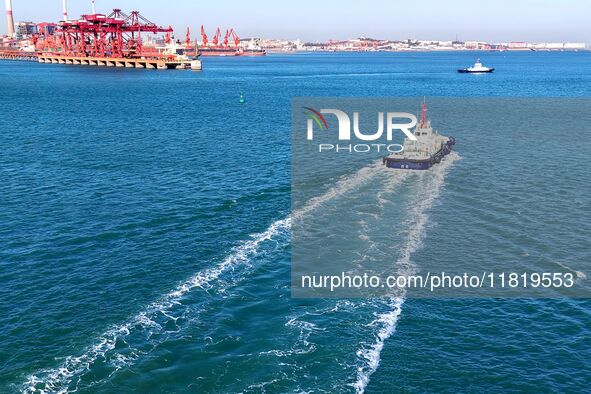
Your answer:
(16, 21), (37, 39)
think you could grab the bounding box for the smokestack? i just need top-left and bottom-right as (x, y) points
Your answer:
(91, 0), (96, 14)
(62, 0), (68, 21)
(5, 0), (15, 37)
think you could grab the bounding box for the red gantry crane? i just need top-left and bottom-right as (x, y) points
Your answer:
(212, 27), (221, 47)
(229, 29), (240, 47)
(223, 29), (229, 47)
(197, 26), (244, 56)
(200, 25), (208, 46)
(45, 8), (173, 58)
(199, 26), (240, 48)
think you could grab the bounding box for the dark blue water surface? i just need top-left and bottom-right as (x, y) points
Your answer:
(0, 51), (590, 393)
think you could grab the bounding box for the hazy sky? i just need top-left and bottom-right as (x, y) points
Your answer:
(3, 0), (590, 43)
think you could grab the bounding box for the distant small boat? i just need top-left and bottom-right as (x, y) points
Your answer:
(458, 59), (494, 73)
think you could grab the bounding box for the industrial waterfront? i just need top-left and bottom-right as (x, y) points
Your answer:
(0, 0), (586, 69)
(0, 0), (272, 71)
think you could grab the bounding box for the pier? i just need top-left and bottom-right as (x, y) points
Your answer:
(0, 50), (38, 61)
(37, 55), (192, 70)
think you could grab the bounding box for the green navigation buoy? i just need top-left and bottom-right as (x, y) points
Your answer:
(239, 92), (246, 104)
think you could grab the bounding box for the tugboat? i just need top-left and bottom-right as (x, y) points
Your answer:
(458, 58), (494, 73)
(383, 103), (455, 170)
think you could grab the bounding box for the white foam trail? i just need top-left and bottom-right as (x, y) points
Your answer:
(23, 218), (290, 394)
(353, 153), (460, 393)
(293, 160), (383, 221)
(353, 297), (404, 393)
(377, 170), (410, 208)
(23, 159), (386, 394)
(553, 261), (587, 281)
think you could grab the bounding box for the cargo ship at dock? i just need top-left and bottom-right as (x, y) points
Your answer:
(197, 47), (267, 57)
(383, 103), (455, 170)
(198, 26), (266, 57)
(198, 47), (238, 57)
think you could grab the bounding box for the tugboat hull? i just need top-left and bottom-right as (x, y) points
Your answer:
(383, 137), (455, 170)
(458, 68), (495, 73)
(383, 160), (433, 170)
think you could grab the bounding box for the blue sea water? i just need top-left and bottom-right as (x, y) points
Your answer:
(0, 51), (590, 393)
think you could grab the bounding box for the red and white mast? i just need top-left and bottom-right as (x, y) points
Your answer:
(62, 0), (68, 21)
(5, 0), (15, 37)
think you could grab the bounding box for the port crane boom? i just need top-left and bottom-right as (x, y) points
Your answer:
(229, 29), (240, 47)
(212, 27), (221, 47)
(200, 25), (208, 46)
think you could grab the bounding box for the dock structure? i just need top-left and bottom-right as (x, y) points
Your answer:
(0, 8), (201, 71)
(37, 54), (191, 70)
(0, 50), (38, 61)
